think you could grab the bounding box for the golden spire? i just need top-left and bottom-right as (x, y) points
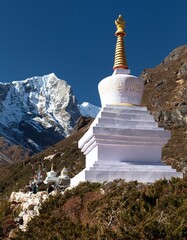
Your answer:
(113, 15), (128, 70)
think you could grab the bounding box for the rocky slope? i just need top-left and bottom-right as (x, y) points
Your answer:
(141, 45), (187, 170)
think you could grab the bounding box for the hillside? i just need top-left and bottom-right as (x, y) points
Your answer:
(0, 117), (93, 199)
(14, 179), (187, 240)
(0, 117), (94, 239)
(141, 45), (187, 170)
(0, 45), (187, 239)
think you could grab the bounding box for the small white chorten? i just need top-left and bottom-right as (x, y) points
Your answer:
(58, 167), (70, 187)
(70, 15), (182, 187)
(58, 167), (69, 180)
(43, 163), (58, 184)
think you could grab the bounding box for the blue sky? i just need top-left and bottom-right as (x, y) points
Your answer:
(0, 0), (186, 107)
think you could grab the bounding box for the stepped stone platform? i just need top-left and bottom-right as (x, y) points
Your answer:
(71, 105), (182, 187)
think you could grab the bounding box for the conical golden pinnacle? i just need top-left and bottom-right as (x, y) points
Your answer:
(113, 15), (128, 70)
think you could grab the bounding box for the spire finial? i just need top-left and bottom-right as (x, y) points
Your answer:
(51, 163), (54, 172)
(113, 14), (128, 70)
(115, 15), (126, 36)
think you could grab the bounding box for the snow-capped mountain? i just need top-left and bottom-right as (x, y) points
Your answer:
(0, 73), (100, 162)
(0, 73), (81, 154)
(78, 102), (100, 118)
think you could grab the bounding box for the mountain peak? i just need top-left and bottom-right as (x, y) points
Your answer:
(0, 74), (81, 158)
(78, 102), (100, 118)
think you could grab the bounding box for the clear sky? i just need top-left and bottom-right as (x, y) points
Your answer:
(0, 0), (186, 107)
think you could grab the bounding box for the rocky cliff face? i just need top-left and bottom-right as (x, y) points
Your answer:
(141, 45), (187, 170)
(0, 73), (81, 161)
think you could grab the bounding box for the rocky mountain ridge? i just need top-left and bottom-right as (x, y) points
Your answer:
(0, 73), (99, 163)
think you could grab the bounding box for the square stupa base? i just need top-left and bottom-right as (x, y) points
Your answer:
(71, 105), (182, 187)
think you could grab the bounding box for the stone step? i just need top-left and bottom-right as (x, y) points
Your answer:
(90, 164), (173, 171)
(100, 111), (153, 121)
(105, 105), (147, 112)
(70, 168), (183, 187)
(84, 169), (183, 183)
(93, 127), (170, 139)
(97, 118), (158, 129)
(104, 105), (148, 114)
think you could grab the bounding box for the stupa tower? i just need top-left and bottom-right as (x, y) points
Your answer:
(71, 15), (182, 187)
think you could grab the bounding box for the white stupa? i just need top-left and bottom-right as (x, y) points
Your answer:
(71, 15), (182, 187)
(43, 163), (58, 184)
(58, 167), (70, 187)
(58, 167), (69, 180)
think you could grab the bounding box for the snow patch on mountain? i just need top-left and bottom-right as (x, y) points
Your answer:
(78, 102), (100, 118)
